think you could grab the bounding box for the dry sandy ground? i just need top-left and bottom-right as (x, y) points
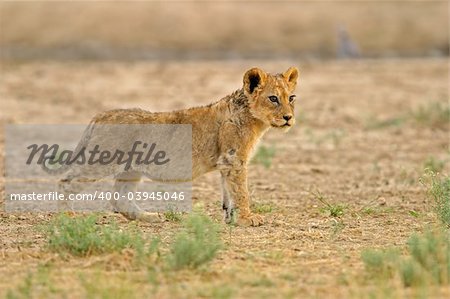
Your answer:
(0, 58), (449, 298)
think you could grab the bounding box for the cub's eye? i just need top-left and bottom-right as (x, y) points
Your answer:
(289, 95), (296, 103)
(268, 96), (279, 104)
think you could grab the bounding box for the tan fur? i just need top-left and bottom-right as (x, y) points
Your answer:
(67, 67), (299, 226)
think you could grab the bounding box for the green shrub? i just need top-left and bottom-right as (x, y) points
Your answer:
(362, 229), (450, 287)
(360, 172), (450, 291)
(399, 259), (424, 287)
(252, 202), (274, 214)
(167, 212), (222, 270)
(427, 174), (450, 226)
(45, 214), (146, 257)
(404, 229), (450, 286)
(361, 248), (400, 280)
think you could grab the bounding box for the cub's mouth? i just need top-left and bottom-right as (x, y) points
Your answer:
(271, 123), (292, 128)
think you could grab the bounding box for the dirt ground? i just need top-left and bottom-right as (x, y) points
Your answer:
(0, 58), (449, 298)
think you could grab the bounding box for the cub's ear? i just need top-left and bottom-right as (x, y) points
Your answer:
(283, 66), (299, 86)
(243, 67), (267, 95)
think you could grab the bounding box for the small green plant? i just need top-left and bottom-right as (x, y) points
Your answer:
(167, 212), (222, 270)
(411, 101), (450, 129)
(362, 207), (376, 215)
(45, 214), (146, 257)
(424, 156), (445, 173)
(409, 210), (420, 218)
(324, 204), (345, 217)
(252, 145), (276, 169)
(164, 210), (183, 222)
(313, 190), (346, 217)
(252, 202), (274, 214)
(360, 206), (395, 216)
(424, 173), (450, 226)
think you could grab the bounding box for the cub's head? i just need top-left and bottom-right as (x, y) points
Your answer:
(243, 66), (299, 130)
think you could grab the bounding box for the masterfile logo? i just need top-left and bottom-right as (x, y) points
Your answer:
(5, 124), (192, 213)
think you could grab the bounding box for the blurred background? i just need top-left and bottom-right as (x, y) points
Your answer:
(1, 1), (448, 61)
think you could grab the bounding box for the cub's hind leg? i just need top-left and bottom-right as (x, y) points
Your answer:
(112, 171), (143, 220)
(112, 171), (163, 222)
(57, 171), (97, 212)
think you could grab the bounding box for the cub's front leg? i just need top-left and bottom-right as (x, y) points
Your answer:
(220, 170), (234, 224)
(218, 150), (263, 227)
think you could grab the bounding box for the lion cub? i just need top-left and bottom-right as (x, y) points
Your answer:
(60, 67), (299, 226)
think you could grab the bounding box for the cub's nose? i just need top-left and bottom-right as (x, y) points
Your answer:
(283, 114), (293, 121)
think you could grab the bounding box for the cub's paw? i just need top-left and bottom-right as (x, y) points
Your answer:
(237, 213), (264, 227)
(224, 207), (235, 224)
